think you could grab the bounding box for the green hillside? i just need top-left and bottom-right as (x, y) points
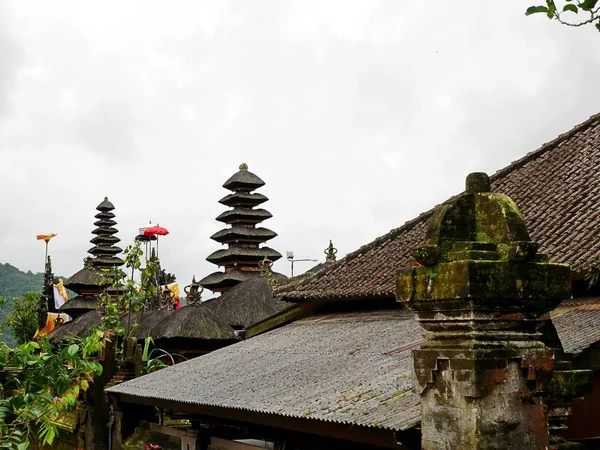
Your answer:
(0, 262), (45, 299)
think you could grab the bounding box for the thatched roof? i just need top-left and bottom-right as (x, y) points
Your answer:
(59, 296), (97, 315)
(203, 277), (290, 328)
(222, 166), (265, 191)
(210, 225), (277, 244)
(48, 310), (102, 343)
(65, 267), (102, 290)
(219, 192), (268, 207)
(206, 246), (282, 265)
(151, 306), (236, 340)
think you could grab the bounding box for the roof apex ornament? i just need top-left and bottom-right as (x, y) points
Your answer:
(239, 162), (248, 171)
(324, 240), (338, 263)
(184, 276), (204, 307)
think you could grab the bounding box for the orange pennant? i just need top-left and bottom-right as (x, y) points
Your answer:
(36, 233), (57, 243)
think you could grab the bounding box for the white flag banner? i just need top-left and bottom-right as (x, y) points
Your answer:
(53, 285), (68, 309)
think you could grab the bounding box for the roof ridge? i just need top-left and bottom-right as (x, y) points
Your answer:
(280, 111), (600, 299)
(490, 112), (600, 181)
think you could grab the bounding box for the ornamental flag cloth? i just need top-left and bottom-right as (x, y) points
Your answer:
(53, 279), (69, 309)
(36, 233), (57, 243)
(34, 312), (72, 338)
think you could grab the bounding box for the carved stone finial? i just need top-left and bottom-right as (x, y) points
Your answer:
(465, 172), (491, 194)
(397, 172), (571, 450)
(324, 240), (338, 263)
(84, 257), (94, 269)
(239, 163), (248, 171)
(259, 256), (277, 287)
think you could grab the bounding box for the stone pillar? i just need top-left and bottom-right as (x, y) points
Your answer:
(397, 173), (571, 450)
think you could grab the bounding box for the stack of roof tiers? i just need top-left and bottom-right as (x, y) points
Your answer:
(49, 277), (290, 352)
(61, 198), (124, 318)
(200, 164), (285, 293)
(88, 197), (124, 268)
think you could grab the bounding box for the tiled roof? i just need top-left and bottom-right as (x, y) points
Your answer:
(551, 297), (600, 355)
(107, 310), (423, 432)
(281, 113), (600, 301)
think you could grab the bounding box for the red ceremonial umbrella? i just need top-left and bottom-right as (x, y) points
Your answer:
(143, 225), (169, 256)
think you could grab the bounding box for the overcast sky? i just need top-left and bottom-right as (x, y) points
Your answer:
(0, 1), (599, 292)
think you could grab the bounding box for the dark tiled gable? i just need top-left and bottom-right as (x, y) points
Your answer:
(282, 113), (600, 301)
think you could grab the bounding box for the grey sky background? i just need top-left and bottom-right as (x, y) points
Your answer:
(0, 1), (599, 292)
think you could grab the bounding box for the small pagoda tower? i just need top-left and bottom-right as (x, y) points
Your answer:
(199, 164), (283, 293)
(63, 197), (124, 317)
(89, 197), (124, 269)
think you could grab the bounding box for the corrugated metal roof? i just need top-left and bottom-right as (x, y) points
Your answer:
(107, 310), (423, 432)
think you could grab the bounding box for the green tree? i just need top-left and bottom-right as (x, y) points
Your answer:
(0, 293), (41, 346)
(526, 0), (600, 31)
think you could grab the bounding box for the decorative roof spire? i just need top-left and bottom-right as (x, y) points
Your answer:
(199, 164), (283, 293)
(324, 240), (338, 263)
(184, 275), (204, 306)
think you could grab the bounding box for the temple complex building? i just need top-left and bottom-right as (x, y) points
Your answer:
(107, 113), (600, 450)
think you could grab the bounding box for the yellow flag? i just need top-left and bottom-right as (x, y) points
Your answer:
(36, 233), (57, 243)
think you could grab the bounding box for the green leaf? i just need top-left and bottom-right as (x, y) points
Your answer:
(525, 5), (549, 15)
(17, 442), (29, 450)
(67, 344), (79, 357)
(563, 3), (578, 12)
(579, 0), (598, 11)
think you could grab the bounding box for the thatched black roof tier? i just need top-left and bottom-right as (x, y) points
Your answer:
(93, 256), (125, 267)
(64, 266), (102, 291)
(90, 235), (121, 245)
(94, 219), (117, 227)
(203, 278), (289, 328)
(88, 245), (123, 256)
(206, 246), (282, 265)
(48, 310), (102, 343)
(215, 208), (272, 224)
(92, 227), (119, 236)
(95, 211), (115, 220)
(210, 225), (277, 244)
(218, 192), (268, 207)
(59, 296), (97, 316)
(96, 197), (115, 211)
(198, 270), (287, 293)
(152, 306), (236, 340)
(222, 164), (265, 192)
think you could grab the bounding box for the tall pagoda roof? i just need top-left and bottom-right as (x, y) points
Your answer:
(199, 164), (284, 293)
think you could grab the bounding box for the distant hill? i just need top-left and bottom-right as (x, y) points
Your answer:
(0, 263), (46, 299)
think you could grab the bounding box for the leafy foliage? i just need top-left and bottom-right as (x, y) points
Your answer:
(526, 0), (600, 31)
(0, 293), (42, 347)
(0, 239), (170, 449)
(0, 334), (104, 449)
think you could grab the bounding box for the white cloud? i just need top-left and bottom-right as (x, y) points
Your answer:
(0, 0), (599, 288)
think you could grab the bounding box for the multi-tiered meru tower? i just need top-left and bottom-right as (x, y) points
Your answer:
(199, 164), (283, 293)
(63, 197), (124, 317)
